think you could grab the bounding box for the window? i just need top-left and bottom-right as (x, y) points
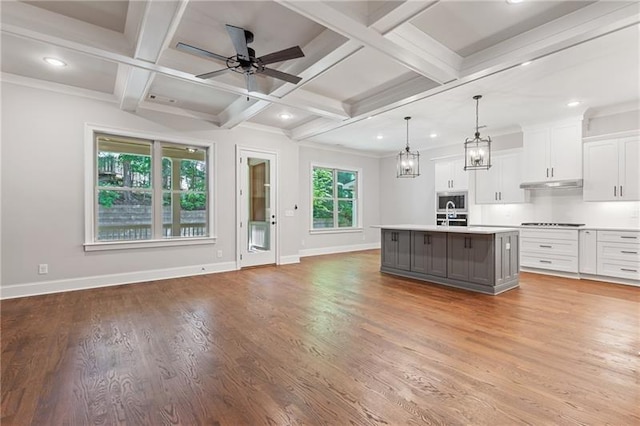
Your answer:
(86, 129), (213, 249)
(312, 166), (360, 230)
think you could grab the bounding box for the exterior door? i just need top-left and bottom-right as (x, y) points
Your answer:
(238, 149), (277, 267)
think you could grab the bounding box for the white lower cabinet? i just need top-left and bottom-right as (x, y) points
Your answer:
(596, 230), (640, 280)
(579, 230), (597, 274)
(520, 229), (579, 273)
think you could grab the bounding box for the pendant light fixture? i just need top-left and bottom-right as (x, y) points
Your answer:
(397, 116), (420, 178)
(464, 95), (492, 171)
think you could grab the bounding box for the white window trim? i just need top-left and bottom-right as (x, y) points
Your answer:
(83, 123), (217, 251)
(309, 162), (363, 233)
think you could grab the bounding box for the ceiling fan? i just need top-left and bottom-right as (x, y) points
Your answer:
(176, 24), (305, 93)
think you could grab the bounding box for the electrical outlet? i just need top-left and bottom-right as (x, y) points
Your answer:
(217, 250), (223, 258)
(38, 264), (48, 275)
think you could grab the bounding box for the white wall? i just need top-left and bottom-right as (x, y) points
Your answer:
(298, 144), (381, 254)
(0, 83), (305, 291)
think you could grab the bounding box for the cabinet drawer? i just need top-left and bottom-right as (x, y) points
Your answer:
(596, 259), (640, 280)
(597, 230), (640, 243)
(597, 241), (640, 261)
(521, 238), (578, 257)
(520, 229), (578, 241)
(521, 254), (578, 273)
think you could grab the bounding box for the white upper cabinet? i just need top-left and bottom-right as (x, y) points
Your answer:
(475, 152), (528, 204)
(435, 158), (468, 192)
(584, 136), (639, 201)
(523, 119), (583, 182)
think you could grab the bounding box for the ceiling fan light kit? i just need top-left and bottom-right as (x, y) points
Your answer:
(397, 116), (420, 178)
(464, 95), (492, 171)
(176, 24), (305, 93)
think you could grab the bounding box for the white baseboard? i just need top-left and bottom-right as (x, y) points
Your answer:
(278, 255), (301, 265)
(299, 242), (380, 258)
(578, 273), (640, 287)
(0, 261), (238, 300)
(520, 267), (580, 279)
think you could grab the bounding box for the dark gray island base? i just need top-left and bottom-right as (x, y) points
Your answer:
(377, 225), (520, 295)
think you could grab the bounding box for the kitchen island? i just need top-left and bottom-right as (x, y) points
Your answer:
(375, 225), (520, 295)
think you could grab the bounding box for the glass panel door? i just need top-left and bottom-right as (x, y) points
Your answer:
(239, 150), (277, 267)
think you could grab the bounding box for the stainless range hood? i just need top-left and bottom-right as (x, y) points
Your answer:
(519, 179), (583, 190)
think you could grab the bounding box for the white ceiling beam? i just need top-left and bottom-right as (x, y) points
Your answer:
(461, 1), (640, 77)
(368, 0), (438, 35)
(287, 1), (640, 141)
(1, 17), (348, 121)
(218, 1), (444, 129)
(119, 0), (187, 112)
(275, 0), (458, 84)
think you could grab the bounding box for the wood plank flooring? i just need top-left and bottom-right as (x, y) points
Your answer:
(2, 250), (639, 425)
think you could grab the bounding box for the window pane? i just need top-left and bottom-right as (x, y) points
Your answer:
(97, 190), (152, 241)
(337, 170), (356, 199)
(97, 136), (151, 188)
(338, 200), (355, 228)
(313, 167), (333, 198)
(162, 145), (207, 191)
(313, 199), (334, 229)
(163, 191), (208, 238)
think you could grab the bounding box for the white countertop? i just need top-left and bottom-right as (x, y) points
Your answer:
(373, 225), (519, 234)
(470, 224), (640, 232)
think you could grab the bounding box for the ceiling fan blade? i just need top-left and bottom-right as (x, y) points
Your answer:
(246, 74), (258, 92)
(176, 42), (228, 62)
(226, 24), (250, 60)
(258, 67), (302, 85)
(258, 46), (304, 66)
(196, 68), (230, 79)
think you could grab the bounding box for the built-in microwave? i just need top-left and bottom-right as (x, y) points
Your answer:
(436, 191), (468, 213)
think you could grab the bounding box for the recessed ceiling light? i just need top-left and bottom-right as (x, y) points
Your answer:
(376, 134), (383, 140)
(521, 61), (532, 67)
(279, 113), (292, 120)
(567, 101), (581, 107)
(43, 57), (67, 67)
(430, 133), (438, 138)
(506, 0), (524, 4)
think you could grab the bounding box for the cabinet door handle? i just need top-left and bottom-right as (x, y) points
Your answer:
(620, 185), (623, 197)
(499, 192), (502, 200)
(539, 245), (552, 248)
(551, 168), (554, 177)
(546, 168), (549, 178)
(539, 260), (552, 264)
(621, 236), (637, 239)
(621, 268), (637, 272)
(614, 186), (617, 196)
(621, 251), (637, 254)
(495, 192), (498, 200)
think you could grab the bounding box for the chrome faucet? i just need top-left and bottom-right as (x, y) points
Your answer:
(444, 200), (456, 227)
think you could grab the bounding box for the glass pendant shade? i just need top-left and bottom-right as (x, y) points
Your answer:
(397, 116), (420, 178)
(464, 95), (492, 171)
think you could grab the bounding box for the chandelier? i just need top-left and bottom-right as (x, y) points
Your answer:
(464, 95), (492, 171)
(397, 116), (420, 178)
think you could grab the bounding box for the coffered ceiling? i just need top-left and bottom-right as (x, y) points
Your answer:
(2, 1), (639, 154)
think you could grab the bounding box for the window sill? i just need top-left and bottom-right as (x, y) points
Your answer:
(309, 228), (363, 235)
(84, 236), (217, 252)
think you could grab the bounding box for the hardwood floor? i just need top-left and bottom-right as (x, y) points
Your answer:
(2, 250), (639, 425)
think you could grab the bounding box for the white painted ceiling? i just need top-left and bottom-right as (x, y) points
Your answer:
(1, 0), (638, 155)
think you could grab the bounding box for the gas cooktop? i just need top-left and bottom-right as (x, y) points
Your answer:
(521, 222), (585, 227)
